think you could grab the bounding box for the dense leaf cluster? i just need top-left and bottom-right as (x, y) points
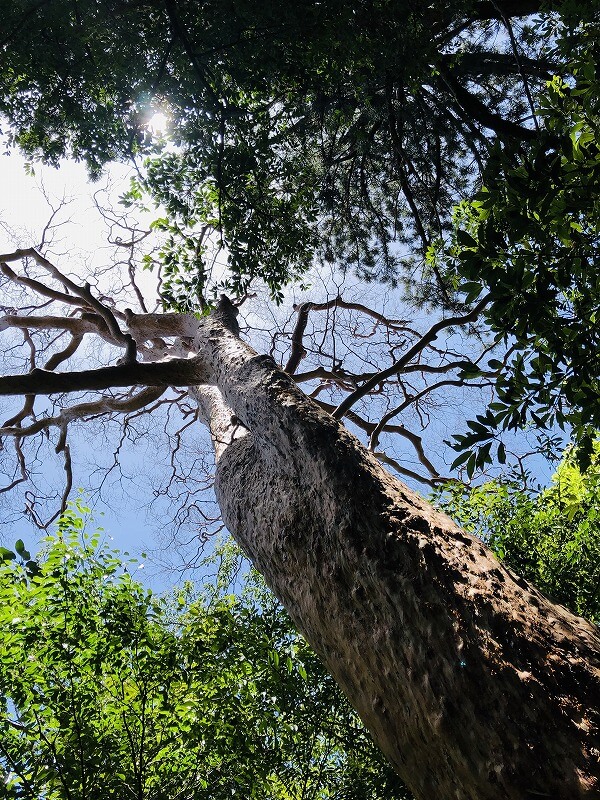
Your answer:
(443, 11), (600, 466)
(0, 506), (410, 799)
(440, 443), (600, 622)
(4, 1), (600, 466)
(1, 1), (556, 304)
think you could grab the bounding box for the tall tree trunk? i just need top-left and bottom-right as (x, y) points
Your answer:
(192, 305), (600, 800)
(0, 294), (598, 798)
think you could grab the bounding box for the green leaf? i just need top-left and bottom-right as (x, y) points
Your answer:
(497, 442), (506, 464)
(15, 539), (31, 561)
(450, 450), (472, 470)
(456, 229), (478, 248)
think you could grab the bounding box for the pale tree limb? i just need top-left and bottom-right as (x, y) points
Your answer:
(2, 248), (138, 362)
(3, 394), (35, 428)
(44, 334), (85, 371)
(190, 385), (249, 462)
(1, 387), (167, 449)
(1, 314), (107, 338)
(0, 262), (80, 308)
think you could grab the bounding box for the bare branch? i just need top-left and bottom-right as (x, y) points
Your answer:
(369, 377), (494, 451)
(333, 297), (491, 420)
(0, 262), (81, 308)
(44, 334), (85, 371)
(0, 357), (210, 397)
(285, 302), (312, 375)
(316, 400), (443, 481)
(3, 395), (35, 428)
(1, 248), (137, 362)
(1, 315), (97, 336)
(285, 297), (410, 375)
(0, 438), (28, 494)
(438, 67), (539, 142)
(372, 450), (443, 488)
(1, 387), (167, 442)
(59, 444), (73, 515)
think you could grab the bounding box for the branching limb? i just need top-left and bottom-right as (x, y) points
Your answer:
(44, 335), (85, 371)
(438, 52), (558, 80)
(368, 378), (494, 451)
(3, 395), (35, 428)
(438, 67), (539, 142)
(1, 248), (137, 362)
(0, 261), (82, 308)
(1, 314), (100, 337)
(286, 297), (411, 375)
(316, 401), (444, 482)
(293, 366), (372, 387)
(333, 297), (490, 420)
(0, 437), (28, 494)
(372, 451), (443, 488)
(1, 387), (167, 445)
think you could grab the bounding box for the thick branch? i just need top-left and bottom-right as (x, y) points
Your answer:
(1, 249), (137, 362)
(44, 335), (85, 371)
(0, 315), (97, 336)
(438, 52), (558, 80)
(285, 302), (312, 375)
(439, 68), (539, 142)
(0, 262), (80, 307)
(0, 358), (211, 396)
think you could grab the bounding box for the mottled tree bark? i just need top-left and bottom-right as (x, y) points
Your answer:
(193, 307), (600, 800)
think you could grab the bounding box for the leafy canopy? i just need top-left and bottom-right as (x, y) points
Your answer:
(4, 1), (600, 461)
(0, 504), (410, 800)
(440, 442), (600, 622)
(441, 11), (600, 464)
(3, 454), (600, 798)
(1, 0), (561, 303)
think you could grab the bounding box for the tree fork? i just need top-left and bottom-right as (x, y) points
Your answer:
(196, 312), (600, 800)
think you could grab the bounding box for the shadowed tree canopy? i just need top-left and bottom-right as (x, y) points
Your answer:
(1, 2), (600, 799)
(0, 0), (575, 297)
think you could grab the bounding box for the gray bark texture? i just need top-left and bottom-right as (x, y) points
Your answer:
(192, 306), (600, 800)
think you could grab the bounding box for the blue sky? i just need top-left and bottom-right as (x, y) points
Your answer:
(0, 149), (202, 591)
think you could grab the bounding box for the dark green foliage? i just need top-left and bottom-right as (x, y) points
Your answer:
(441, 8), (600, 463)
(440, 444), (600, 622)
(0, 504), (411, 799)
(5, 1), (600, 462)
(1, 1), (558, 303)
